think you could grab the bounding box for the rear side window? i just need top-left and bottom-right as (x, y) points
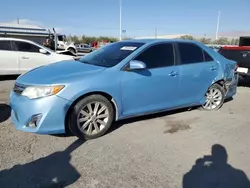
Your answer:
(203, 50), (214, 62)
(178, 43), (204, 64)
(14, 41), (40, 53)
(0, 40), (13, 51)
(134, 43), (174, 69)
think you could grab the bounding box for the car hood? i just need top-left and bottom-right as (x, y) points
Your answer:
(54, 53), (74, 60)
(16, 60), (106, 85)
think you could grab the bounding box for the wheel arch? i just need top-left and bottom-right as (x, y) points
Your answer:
(200, 78), (226, 105)
(211, 78), (228, 92)
(66, 46), (76, 52)
(65, 91), (119, 132)
(214, 79), (225, 87)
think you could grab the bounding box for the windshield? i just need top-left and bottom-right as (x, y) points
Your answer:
(79, 41), (145, 67)
(58, 35), (66, 42)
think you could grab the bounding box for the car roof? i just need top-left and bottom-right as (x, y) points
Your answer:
(121, 38), (199, 44)
(0, 37), (35, 43)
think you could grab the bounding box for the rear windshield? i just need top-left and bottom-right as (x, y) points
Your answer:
(79, 41), (145, 67)
(219, 49), (250, 62)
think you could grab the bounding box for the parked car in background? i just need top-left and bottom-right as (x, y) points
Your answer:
(208, 45), (220, 52)
(0, 38), (74, 75)
(218, 46), (250, 80)
(10, 39), (238, 140)
(76, 43), (94, 53)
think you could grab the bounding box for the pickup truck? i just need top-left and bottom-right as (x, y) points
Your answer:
(218, 46), (250, 80)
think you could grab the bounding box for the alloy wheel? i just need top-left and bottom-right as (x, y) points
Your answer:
(203, 88), (223, 110)
(77, 102), (110, 135)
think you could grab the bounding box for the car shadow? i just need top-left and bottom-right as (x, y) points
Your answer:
(224, 96), (234, 103)
(182, 144), (250, 188)
(52, 107), (195, 138)
(0, 104), (11, 123)
(0, 75), (19, 81)
(108, 107), (192, 134)
(109, 97), (235, 135)
(0, 139), (84, 188)
(51, 131), (74, 138)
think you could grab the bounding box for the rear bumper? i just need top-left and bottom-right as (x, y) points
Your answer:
(225, 73), (238, 99)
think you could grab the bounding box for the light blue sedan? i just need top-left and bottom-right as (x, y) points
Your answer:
(9, 39), (238, 140)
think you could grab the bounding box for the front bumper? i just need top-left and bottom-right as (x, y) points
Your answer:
(10, 91), (72, 134)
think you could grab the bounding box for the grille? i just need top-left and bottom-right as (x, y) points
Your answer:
(13, 83), (26, 95)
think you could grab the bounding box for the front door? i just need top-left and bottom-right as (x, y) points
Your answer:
(13, 41), (52, 73)
(0, 40), (19, 75)
(176, 42), (219, 105)
(121, 43), (180, 116)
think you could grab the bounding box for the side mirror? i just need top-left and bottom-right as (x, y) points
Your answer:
(128, 60), (146, 70)
(39, 48), (48, 54)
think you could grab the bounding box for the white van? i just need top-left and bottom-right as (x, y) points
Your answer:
(0, 38), (74, 75)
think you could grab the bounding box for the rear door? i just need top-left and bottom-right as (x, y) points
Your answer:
(0, 40), (19, 75)
(176, 42), (219, 105)
(13, 41), (53, 73)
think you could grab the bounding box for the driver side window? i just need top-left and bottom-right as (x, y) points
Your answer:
(134, 43), (175, 69)
(14, 41), (40, 53)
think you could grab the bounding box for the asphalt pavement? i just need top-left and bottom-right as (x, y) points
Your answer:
(1, 77), (250, 188)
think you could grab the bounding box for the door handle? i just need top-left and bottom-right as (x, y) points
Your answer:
(210, 66), (217, 71)
(169, 71), (179, 77)
(22, 56), (30, 59)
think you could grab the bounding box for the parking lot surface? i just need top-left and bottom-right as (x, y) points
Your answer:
(1, 77), (250, 188)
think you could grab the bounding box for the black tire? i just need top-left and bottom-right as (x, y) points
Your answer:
(68, 95), (114, 140)
(68, 48), (76, 54)
(200, 83), (225, 111)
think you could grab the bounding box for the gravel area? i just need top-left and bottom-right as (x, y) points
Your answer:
(1, 76), (250, 188)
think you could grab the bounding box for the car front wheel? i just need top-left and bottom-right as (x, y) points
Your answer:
(68, 95), (114, 140)
(201, 83), (225, 111)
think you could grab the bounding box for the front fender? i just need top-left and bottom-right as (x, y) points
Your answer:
(57, 73), (122, 120)
(69, 88), (121, 120)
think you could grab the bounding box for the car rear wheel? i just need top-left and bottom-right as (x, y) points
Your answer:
(201, 83), (225, 111)
(68, 95), (114, 140)
(68, 47), (76, 54)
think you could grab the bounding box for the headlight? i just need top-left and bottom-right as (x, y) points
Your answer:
(21, 85), (65, 99)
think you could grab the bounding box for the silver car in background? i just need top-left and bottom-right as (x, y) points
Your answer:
(76, 43), (94, 53)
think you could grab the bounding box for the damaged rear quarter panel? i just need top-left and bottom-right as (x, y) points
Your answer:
(196, 43), (237, 104)
(201, 44), (236, 85)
